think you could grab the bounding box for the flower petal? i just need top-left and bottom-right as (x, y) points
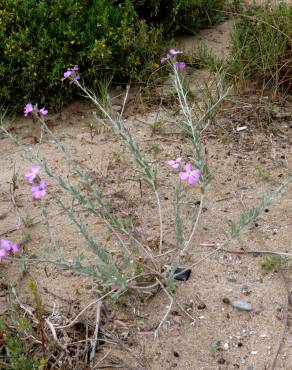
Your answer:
(174, 61), (186, 70)
(11, 244), (20, 253)
(39, 107), (48, 116)
(169, 48), (183, 56)
(188, 169), (201, 184)
(184, 163), (192, 172)
(179, 171), (188, 181)
(0, 239), (11, 251)
(161, 55), (170, 64)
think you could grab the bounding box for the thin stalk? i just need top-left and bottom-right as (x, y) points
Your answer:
(76, 81), (164, 255)
(182, 193), (205, 254)
(154, 189), (163, 254)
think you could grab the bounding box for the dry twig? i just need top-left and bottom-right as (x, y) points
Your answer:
(90, 294), (103, 368)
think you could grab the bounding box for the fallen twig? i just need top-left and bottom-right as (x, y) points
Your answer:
(90, 295), (103, 368)
(154, 278), (173, 339)
(54, 289), (114, 330)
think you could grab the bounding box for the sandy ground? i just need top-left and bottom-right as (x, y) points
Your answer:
(0, 7), (292, 370)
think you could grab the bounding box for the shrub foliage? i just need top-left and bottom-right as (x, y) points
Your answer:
(0, 0), (225, 112)
(229, 4), (292, 91)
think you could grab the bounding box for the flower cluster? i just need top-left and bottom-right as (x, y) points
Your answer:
(24, 103), (48, 118)
(0, 239), (20, 262)
(61, 65), (80, 83)
(161, 48), (186, 70)
(25, 165), (48, 199)
(167, 157), (200, 185)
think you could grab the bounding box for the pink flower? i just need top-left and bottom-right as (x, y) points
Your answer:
(24, 103), (34, 117)
(0, 239), (20, 262)
(1, 239), (11, 252)
(31, 179), (47, 199)
(24, 103), (48, 117)
(169, 49), (183, 56)
(174, 61), (186, 70)
(161, 49), (184, 65)
(39, 107), (48, 116)
(167, 157), (182, 169)
(179, 163), (200, 185)
(0, 249), (6, 262)
(25, 165), (41, 183)
(161, 55), (170, 64)
(61, 65), (80, 83)
(11, 244), (20, 253)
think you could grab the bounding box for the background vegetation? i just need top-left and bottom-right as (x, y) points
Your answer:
(229, 3), (292, 92)
(0, 0), (226, 113)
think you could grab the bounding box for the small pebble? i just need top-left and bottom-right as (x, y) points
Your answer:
(231, 300), (252, 311)
(240, 284), (250, 295)
(209, 340), (221, 352)
(227, 276), (237, 283)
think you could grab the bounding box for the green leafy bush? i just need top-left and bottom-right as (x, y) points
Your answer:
(0, 0), (227, 113)
(229, 4), (292, 91)
(132, 0), (226, 33)
(0, 0), (164, 112)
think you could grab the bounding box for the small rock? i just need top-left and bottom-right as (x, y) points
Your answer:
(173, 267), (191, 281)
(236, 125), (247, 132)
(209, 340), (221, 352)
(231, 300), (252, 311)
(222, 297), (231, 304)
(227, 276), (237, 283)
(112, 104), (122, 112)
(240, 284), (251, 295)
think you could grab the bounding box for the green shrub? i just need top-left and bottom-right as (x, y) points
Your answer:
(132, 0), (226, 33)
(0, 0), (228, 113)
(229, 4), (292, 91)
(0, 0), (164, 112)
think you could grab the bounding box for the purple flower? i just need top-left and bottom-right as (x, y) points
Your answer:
(24, 103), (48, 117)
(61, 65), (80, 83)
(174, 61), (186, 70)
(39, 107), (48, 116)
(31, 179), (47, 199)
(11, 244), (20, 253)
(161, 55), (170, 64)
(24, 103), (34, 117)
(167, 157), (182, 169)
(1, 239), (11, 252)
(0, 249), (6, 262)
(179, 163), (200, 185)
(161, 49), (184, 65)
(169, 49), (183, 56)
(25, 165), (41, 183)
(0, 239), (20, 262)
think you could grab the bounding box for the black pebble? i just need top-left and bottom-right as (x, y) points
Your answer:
(174, 267), (191, 281)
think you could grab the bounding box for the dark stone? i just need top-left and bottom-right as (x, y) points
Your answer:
(174, 267), (191, 281)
